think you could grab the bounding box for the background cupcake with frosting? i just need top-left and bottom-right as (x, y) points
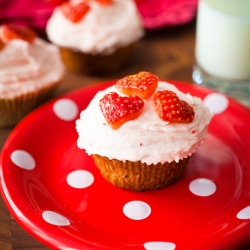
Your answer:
(46, 0), (145, 74)
(0, 23), (65, 128)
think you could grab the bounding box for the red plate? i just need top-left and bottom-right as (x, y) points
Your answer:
(1, 80), (250, 250)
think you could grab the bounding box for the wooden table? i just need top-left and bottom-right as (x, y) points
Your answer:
(1, 20), (246, 250)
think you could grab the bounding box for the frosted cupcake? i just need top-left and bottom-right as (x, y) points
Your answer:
(46, 0), (144, 74)
(0, 24), (65, 128)
(76, 72), (213, 191)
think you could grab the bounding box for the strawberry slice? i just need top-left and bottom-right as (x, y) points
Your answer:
(61, 1), (90, 23)
(115, 71), (158, 100)
(99, 92), (144, 129)
(0, 39), (4, 51)
(0, 24), (36, 43)
(154, 90), (195, 123)
(95, 0), (113, 5)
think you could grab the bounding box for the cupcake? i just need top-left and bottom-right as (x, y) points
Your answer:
(76, 72), (213, 191)
(0, 23), (65, 128)
(46, 0), (144, 74)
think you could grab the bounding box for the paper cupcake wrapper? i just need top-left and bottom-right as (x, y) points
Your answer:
(0, 82), (59, 128)
(60, 44), (135, 75)
(92, 154), (190, 191)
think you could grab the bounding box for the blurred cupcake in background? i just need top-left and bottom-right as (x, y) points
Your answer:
(0, 23), (65, 128)
(46, 0), (144, 75)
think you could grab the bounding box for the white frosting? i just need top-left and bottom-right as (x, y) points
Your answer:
(46, 0), (144, 55)
(76, 82), (213, 164)
(0, 37), (65, 99)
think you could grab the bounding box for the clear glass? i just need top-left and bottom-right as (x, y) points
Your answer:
(193, 0), (250, 107)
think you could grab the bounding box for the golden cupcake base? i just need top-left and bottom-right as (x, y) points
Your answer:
(92, 154), (190, 191)
(60, 44), (135, 75)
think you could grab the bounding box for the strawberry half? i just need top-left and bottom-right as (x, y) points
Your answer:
(0, 24), (36, 43)
(154, 90), (195, 123)
(115, 71), (158, 100)
(0, 39), (4, 51)
(95, 0), (113, 5)
(61, 1), (90, 23)
(99, 92), (144, 129)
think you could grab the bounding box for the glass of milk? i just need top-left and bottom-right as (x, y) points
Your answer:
(193, 0), (250, 107)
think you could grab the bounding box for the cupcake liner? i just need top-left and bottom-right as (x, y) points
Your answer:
(0, 82), (59, 128)
(60, 43), (135, 75)
(92, 154), (190, 191)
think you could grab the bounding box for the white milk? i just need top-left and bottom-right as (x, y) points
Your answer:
(195, 0), (250, 80)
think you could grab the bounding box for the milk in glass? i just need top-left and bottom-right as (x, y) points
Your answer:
(194, 0), (250, 106)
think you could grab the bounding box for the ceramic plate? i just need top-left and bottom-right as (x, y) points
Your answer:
(1, 81), (250, 250)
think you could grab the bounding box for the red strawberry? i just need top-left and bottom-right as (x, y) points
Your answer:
(61, 1), (90, 23)
(0, 24), (36, 43)
(99, 92), (144, 129)
(0, 39), (4, 51)
(115, 71), (158, 100)
(95, 0), (113, 5)
(154, 90), (195, 123)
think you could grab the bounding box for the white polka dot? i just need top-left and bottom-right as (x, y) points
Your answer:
(189, 178), (216, 197)
(53, 99), (78, 121)
(144, 242), (176, 250)
(123, 201), (151, 220)
(67, 170), (94, 189)
(42, 211), (70, 226)
(10, 150), (35, 170)
(237, 206), (250, 219)
(203, 93), (229, 114)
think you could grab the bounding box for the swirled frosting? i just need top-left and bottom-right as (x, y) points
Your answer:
(76, 82), (213, 164)
(46, 0), (144, 55)
(0, 37), (65, 99)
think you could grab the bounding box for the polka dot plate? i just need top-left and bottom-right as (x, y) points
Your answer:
(1, 81), (250, 250)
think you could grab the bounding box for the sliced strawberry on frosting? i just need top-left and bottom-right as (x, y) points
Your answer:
(0, 39), (4, 51)
(99, 92), (144, 129)
(154, 90), (195, 123)
(0, 24), (36, 43)
(115, 71), (158, 100)
(95, 0), (113, 5)
(61, 1), (90, 23)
